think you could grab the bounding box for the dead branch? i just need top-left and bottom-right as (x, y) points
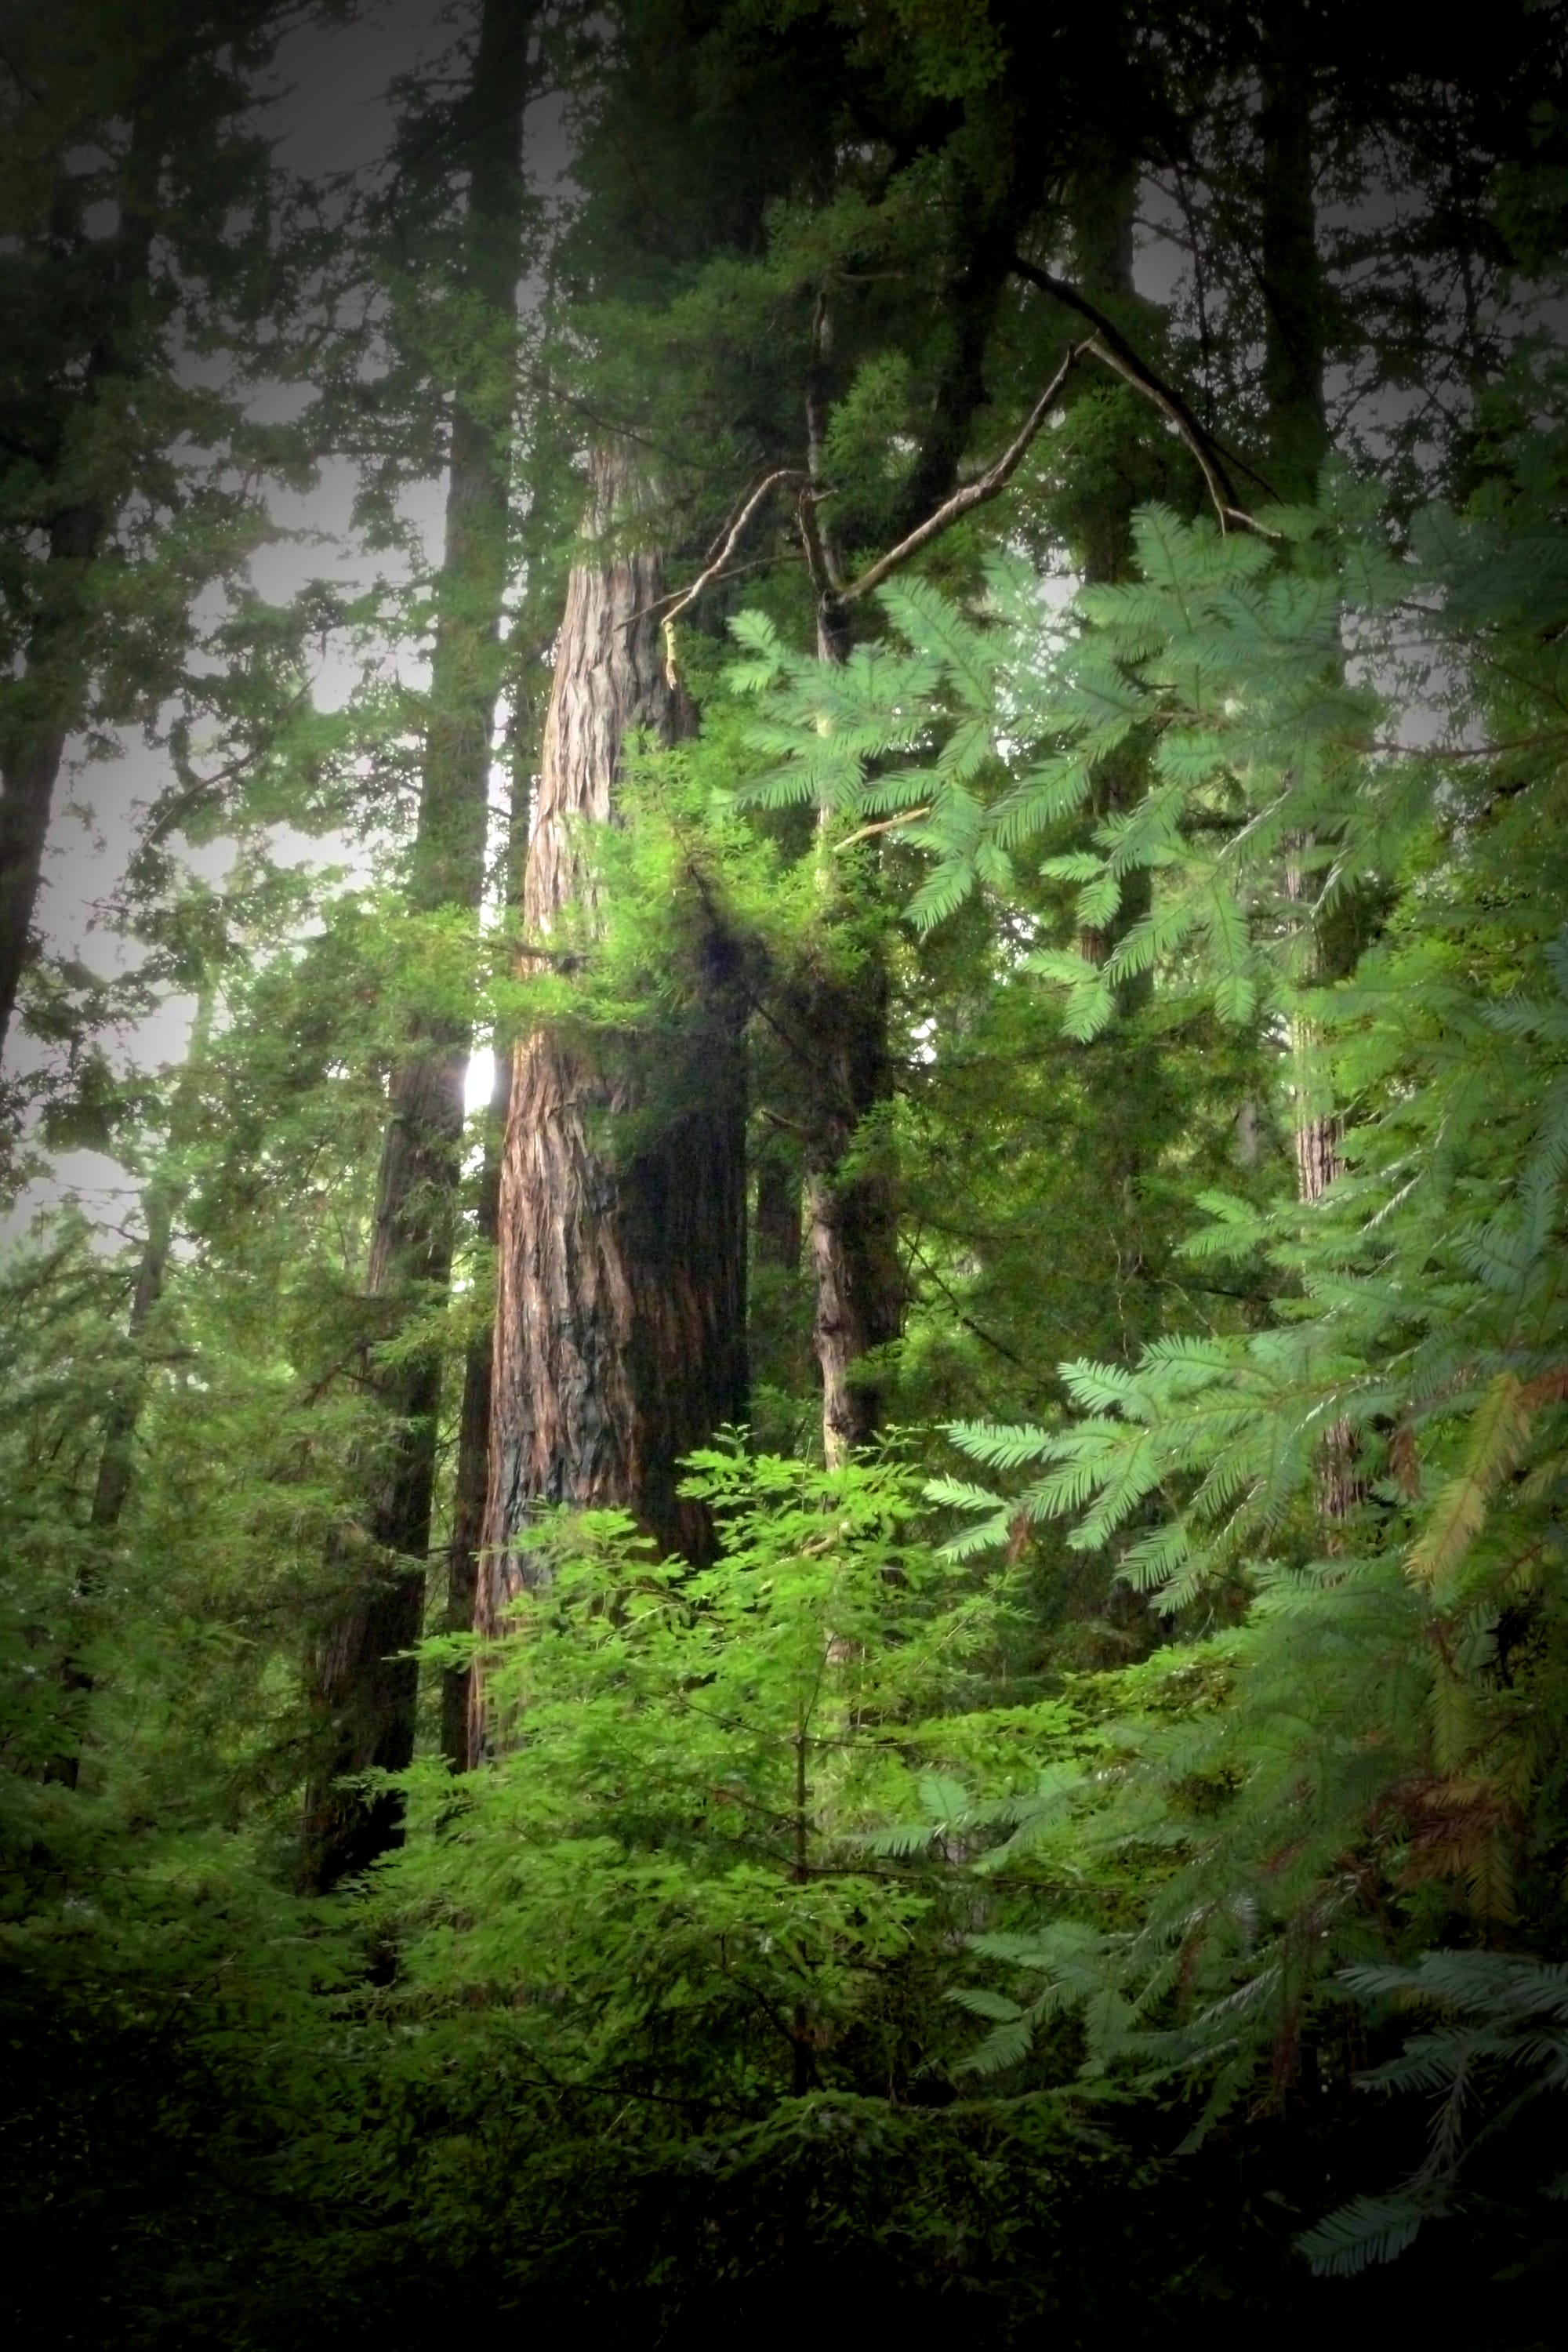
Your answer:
(1010, 255), (1277, 533)
(837, 339), (1094, 606)
(660, 467), (809, 685)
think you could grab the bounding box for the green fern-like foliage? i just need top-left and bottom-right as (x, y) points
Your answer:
(1301, 1952), (1568, 2274)
(873, 408), (1568, 2125)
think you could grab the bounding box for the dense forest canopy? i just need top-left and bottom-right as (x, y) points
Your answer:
(4, 0), (1568, 2340)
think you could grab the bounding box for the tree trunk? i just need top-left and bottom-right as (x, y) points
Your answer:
(754, 1141), (802, 1272)
(1069, 151), (1151, 980)
(474, 445), (748, 1729)
(792, 303), (906, 1465)
(795, 931), (902, 1467)
(441, 1043), (510, 1773)
(787, 169), (1051, 1460)
(1259, 13), (1361, 1523)
(1260, 10), (1344, 1206)
(45, 989), (212, 1785)
(0, 102), (160, 1058)
(301, 0), (534, 1892)
(1259, 3), (1330, 509)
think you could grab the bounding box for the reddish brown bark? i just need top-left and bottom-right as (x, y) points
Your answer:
(475, 448), (747, 1714)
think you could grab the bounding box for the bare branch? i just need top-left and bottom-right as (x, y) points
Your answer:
(834, 805), (931, 849)
(660, 467), (808, 685)
(839, 339), (1094, 606)
(1011, 254), (1279, 529)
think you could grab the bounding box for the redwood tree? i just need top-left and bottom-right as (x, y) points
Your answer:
(474, 445), (748, 1715)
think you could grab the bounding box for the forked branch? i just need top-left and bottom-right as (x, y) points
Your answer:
(660, 283), (1273, 675)
(1010, 255), (1276, 532)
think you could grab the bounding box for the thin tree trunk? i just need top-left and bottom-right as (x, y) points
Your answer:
(46, 990), (212, 1785)
(1259, 3), (1330, 510)
(787, 162), (1046, 1459)
(793, 304), (905, 1465)
(0, 116), (159, 1058)
(474, 445), (748, 1740)
(797, 939), (902, 1466)
(441, 1040), (511, 1773)
(301, 0), (534, 1891)
(1260, 12), (1345, 1204)
(1259, 12), (1361, 1522)
(1069, 152), (1150, 979)
(754, 1142), (802, 1272)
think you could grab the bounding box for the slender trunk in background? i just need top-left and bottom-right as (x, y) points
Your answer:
(789, 147), (1036, 1460)
(1259, 9), (1360, 1520)
(0, 122), (159, 1058)
(796, 308), (903, 1466)
(1069, 150), (1149, 976)
(1062, 154), (1170, 1415)
(475, 445), (747, 1744)
(441, 1004), (513, 1772)
(794, 913), (902, 1467)
(1259, 3), (1330, 510)
(1259, 8), (1344, 1198)
(444, 677), (537, 1772)
(754, 1141), (802, 1274)
(46, 990), (213, 1786)
(302, 0), (534, 1891)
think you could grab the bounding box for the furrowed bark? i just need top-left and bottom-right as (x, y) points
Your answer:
(474, 446), (747, 1736)
(301, 0), (534, 1891)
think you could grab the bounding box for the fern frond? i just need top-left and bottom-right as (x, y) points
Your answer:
(1299, 2196), (1425, 2277)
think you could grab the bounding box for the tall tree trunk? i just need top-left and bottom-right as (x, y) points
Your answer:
(1259, 3), (1330, 510)
(794, 918), (902, 1467)
(474, 445), (748, 1735)
(754, 1139), (802, 1273)
(0, 114), (160, 1058)
(788, 144), (1041, 1460)
(1259, 9), (1345, 1200)
(1069, 150), (1150, 978)
(441, 1020), (511, 1773)
(793, 304), (905, 1465)
(1259, 11), (1359, 1521)
(46, 989), (212, 1785)
(301, 0), (534, 1892)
